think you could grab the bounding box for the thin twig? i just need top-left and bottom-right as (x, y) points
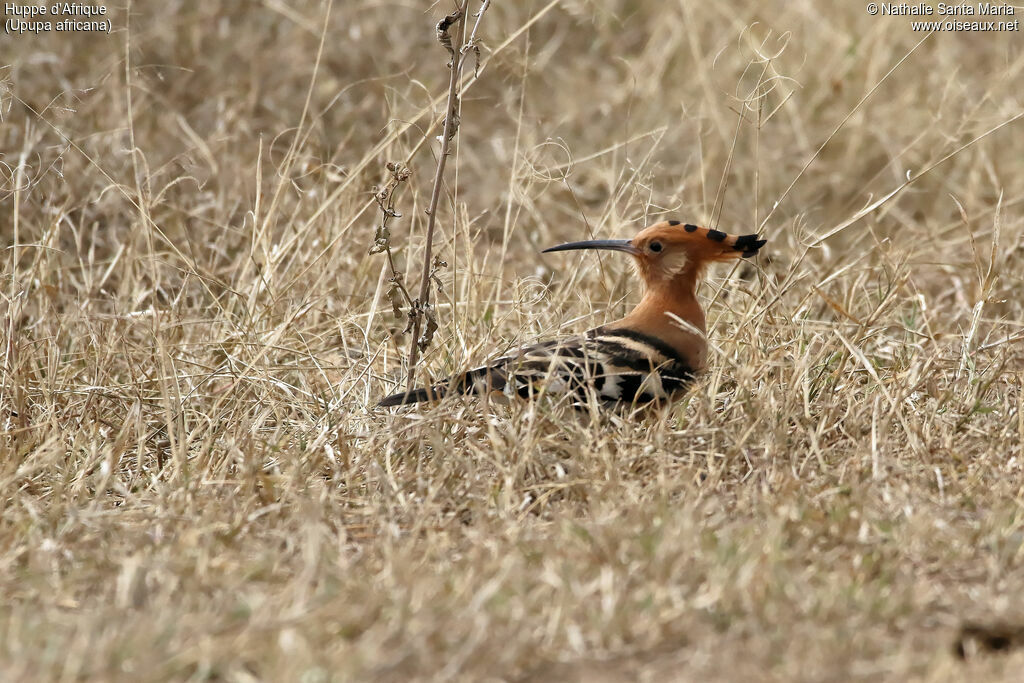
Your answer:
(278, 0), (557, 282)
(369, 161), (414, 320)
(403, 0), (491, 393)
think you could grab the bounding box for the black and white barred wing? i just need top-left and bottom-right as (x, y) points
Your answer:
(379, 328), (694, 407)
(473, 328), (695, 404)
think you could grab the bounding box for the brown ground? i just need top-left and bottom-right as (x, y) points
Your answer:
(2, 1), (1023, 680)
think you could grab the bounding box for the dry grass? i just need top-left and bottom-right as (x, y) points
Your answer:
(3, 1), (1024, 680)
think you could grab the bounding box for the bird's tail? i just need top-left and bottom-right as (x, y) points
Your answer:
(378, 383), (448, 407)
(378, 365), (507, 407)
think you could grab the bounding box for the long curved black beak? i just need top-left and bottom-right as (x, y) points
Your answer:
(542, 239), (639, 255)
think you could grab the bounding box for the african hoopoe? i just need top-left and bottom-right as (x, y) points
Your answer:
(379, 220), (765, 407)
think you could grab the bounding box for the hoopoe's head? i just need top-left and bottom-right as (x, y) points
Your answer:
(543, 220), (766, 290)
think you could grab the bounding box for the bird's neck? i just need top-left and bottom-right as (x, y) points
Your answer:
(609, 270), (707, 370)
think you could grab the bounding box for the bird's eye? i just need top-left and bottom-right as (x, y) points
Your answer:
(649, 241), (663, 253)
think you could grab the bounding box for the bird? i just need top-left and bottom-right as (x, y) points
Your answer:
(379, 220), (766, 408)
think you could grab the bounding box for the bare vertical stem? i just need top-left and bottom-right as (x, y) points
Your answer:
(404, 2), (471, 392)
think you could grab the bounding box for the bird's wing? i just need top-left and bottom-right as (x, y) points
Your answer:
(379, 327), (695, 407)
(464, 327), (695, 404)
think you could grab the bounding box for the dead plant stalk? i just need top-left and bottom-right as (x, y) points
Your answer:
(404, 1), (484, 393)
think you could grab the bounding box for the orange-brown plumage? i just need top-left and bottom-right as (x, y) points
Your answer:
(602, 220), (765, 372)
(379, 220), (765, 407)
